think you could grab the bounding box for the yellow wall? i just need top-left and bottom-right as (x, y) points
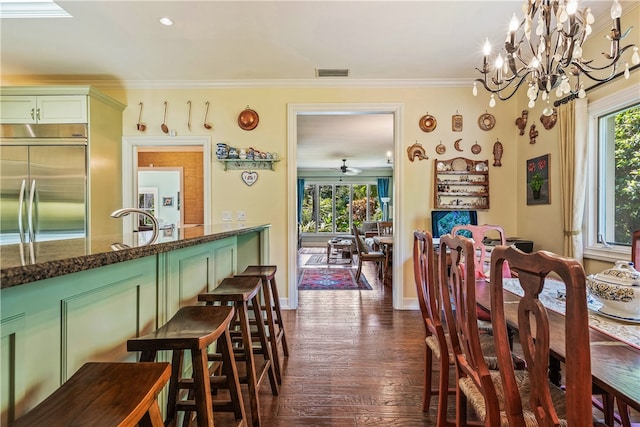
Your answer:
(4, 6), (638, 301)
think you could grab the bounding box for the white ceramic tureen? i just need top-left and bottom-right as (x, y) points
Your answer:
(586, 261), (640, 321)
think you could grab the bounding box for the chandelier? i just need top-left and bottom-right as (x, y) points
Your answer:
(473, 0), (640, 115)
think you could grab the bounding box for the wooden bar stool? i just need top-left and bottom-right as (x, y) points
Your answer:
(235, 265), (289, 384)
(13, 362), (170, 427)
(127, 305), (246, 427)
(198, 276), (279, 427)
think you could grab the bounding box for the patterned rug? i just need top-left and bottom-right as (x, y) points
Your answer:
(297, 268), (372, 290)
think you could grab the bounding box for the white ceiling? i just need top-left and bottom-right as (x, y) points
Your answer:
(0, 0), (629, 171)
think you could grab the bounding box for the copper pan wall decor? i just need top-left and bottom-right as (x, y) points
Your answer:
(238, 106), (259, 131)
(452, 111), (463, 132)
(419, 114), (437, 132)
(492, 139), (503, 167)
(478, 111), (495, 131)
(407, 142), (428, 161)
(515, 110), (528, 135)
(529, 123), (539, 144)
(540, 108), (557, 130)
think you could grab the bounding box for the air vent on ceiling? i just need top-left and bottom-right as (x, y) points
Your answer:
(316, 68), (350, 78)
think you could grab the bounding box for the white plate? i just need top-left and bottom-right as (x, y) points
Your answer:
(596, 309), (640, 324)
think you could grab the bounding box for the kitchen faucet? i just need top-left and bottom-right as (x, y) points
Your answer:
(110, 208), (159, 249)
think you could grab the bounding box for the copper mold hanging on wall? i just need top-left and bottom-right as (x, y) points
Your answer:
(238, 106), (259, 131)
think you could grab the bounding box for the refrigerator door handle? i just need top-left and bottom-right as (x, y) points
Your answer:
(18, 179), (27, 243)
(27, 179), (36, 242)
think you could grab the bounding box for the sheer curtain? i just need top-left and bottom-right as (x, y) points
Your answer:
(558, 98), (588, 261)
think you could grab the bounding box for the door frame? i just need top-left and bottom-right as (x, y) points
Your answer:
(286, 103), (403, 310)
(122, 136), (211, 232)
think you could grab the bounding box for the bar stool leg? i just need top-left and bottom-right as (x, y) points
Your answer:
(237, 299), (262, 427)
(190, 348), (215, 427)
(255, 279), (282, 385)
(268, 275), (289, 357)
(218, 328), (247, 422)
(250, 293), (279, 394)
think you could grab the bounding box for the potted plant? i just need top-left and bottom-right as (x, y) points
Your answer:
(530, 172), (543, 199)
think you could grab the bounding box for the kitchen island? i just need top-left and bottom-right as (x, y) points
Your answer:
(0, 223), (271, 424)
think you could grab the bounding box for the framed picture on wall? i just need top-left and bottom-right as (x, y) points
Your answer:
(162, 196), (174, 207)
(526, 154), (550, 205)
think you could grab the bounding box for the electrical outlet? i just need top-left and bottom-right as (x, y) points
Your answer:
(237, 211), (246, 221)
(222, 211), (232, 221)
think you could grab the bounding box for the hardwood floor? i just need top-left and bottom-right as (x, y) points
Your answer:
(212, 248), (639, 427)
(260, 250), (437, 426)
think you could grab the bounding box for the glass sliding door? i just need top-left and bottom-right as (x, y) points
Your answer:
(318, 185), (333, 233)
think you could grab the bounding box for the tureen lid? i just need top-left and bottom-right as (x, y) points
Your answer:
(590, 261), (640, 287)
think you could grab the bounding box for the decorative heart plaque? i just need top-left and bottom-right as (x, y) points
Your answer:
(241, 171), (258, 186)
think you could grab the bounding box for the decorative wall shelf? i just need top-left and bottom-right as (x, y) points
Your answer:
(434, 157), (490, 209)
(218, 159), (279, 171)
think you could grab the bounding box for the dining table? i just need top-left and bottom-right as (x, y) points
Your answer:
(372, 235), (393, 284)
(474, 277), (640, 412)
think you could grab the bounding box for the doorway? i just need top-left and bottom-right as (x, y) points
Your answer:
(138, 167), (184, 229)
(286, 103), (404, 310)
(122, 136), (211, 233)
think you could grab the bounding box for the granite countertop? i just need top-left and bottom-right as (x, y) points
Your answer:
(1, 223), (270, 289)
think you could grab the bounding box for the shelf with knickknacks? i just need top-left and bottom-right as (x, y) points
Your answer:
(434, 156), (490, 209)
(216, 143), (279, 171)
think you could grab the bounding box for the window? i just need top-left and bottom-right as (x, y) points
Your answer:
(300, 183), (381, 234)
(585, 88), (640, 261)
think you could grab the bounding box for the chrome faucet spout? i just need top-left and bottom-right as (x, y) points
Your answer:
(110, 208), (159, 246)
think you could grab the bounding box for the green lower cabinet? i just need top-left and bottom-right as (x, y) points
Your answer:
(160, 237), (237, 322)
(0, 234), (244, 424)
(0, 256), (158, 425)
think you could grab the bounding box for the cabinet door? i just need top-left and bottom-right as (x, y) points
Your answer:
(0, 96), (87, 124)
(0, 96), (37, 124)
(37, 96), (87, 123)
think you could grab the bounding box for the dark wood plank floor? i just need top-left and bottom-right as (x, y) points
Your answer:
(213, 249), (639, 427)
(257, 251), (437, 426)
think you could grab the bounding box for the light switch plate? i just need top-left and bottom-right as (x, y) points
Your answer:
(237, 211), (246, 221)
(222, 211), (232, 221)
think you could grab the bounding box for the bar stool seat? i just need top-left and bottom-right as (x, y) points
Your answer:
(235, 265), (289, 385)
(198, 276), (279, 427)
(13, 362), (170, 427)
(127, 305), (246, 427)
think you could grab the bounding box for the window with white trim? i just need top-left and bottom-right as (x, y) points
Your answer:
(585, 88), (640, 262)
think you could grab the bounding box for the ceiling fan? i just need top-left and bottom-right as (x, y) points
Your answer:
(335, 158), (362, 176)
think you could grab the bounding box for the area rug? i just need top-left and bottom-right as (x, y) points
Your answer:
(297, 268), (372, 290)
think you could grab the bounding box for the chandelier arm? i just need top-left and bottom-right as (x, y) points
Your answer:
(475, 73), (530, 101)
(554, 63), (640, 107)
(574, 43), (636, 74)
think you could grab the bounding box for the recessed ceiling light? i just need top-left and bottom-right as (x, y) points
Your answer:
(158, 17), (173, 26)
(0, 0), (71, 18)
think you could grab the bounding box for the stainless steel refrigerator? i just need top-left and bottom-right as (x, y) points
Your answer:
(1, 124), (87, 246)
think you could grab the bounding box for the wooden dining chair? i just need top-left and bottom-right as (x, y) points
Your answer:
(377, 221), (393, 236)
(352, 225), (385, 281)
(489, 246), (602, 426)
(438, 233), (509, 426)
(451, 224), (511, 326)
(438, 233), (534, 426)
(451, 224), (512, 280)
(413, 230), (454, 426)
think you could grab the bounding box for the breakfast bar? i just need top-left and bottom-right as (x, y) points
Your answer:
(0, 223), (271, 422)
